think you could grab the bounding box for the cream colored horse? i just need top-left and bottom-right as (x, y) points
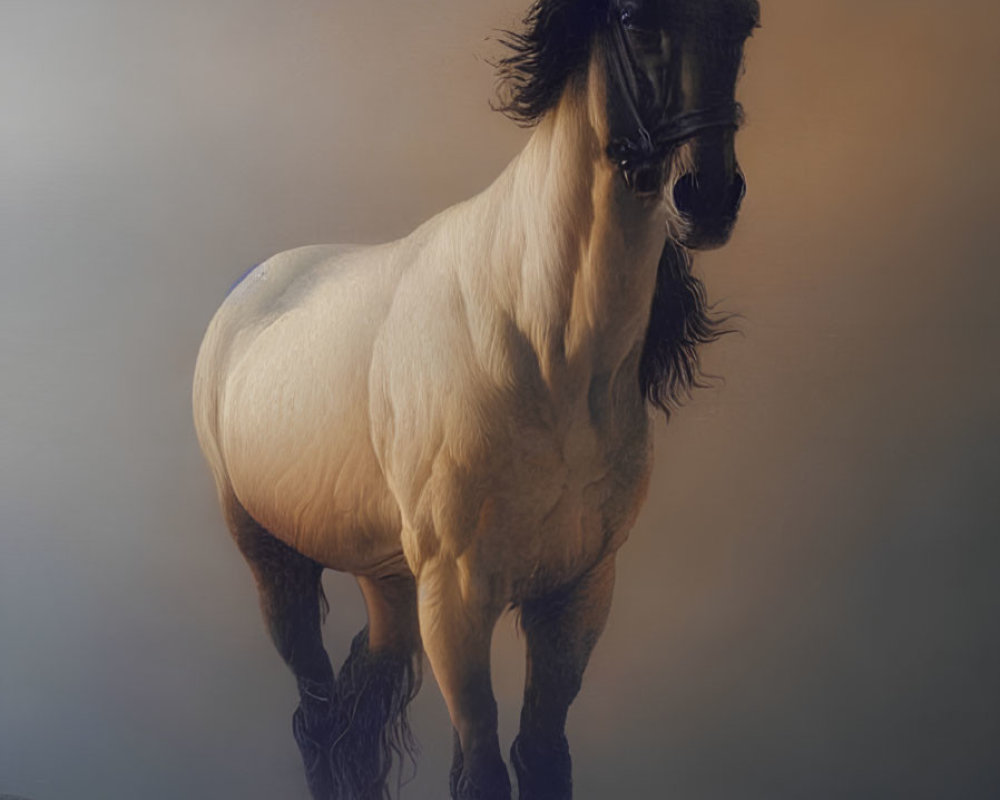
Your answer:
(193, 1), (758, 798)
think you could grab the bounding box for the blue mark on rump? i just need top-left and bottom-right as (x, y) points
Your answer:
(228, 262), (261, 295)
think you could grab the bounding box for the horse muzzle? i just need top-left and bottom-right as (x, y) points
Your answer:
(672, 168), (746, 250)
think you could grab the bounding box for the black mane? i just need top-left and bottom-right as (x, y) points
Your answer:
(639, 240), (732, 416)
(495, 0), (606, 125)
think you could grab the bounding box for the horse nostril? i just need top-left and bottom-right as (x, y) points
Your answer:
(725, 170), (746, 218)
(673, 173), (698, 217)
(673, 171), (746, 220)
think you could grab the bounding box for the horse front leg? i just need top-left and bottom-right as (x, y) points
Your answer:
(512, 554), (616, 800)
(417, 556), (511, 800)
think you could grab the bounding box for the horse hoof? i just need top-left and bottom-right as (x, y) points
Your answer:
(450, 757), (464, 797)
(452, 762), (512, 800)
(511, 733), (572, 800)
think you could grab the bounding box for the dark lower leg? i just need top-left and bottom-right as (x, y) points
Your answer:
(512, 675), (574, 800)
(452, 709), (511, 800)
(327, 574), (422, 800)
(513, 557), (616, 800)
(228, 503), (335, 798)
(450, 728), (464, 798)
(328, 626), (420, 800)
(416, 559), (510, 800)
(512, 627), (576, 800)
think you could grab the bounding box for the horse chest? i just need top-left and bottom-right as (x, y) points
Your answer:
(411, 385), (652, 599)
(514, 405), (650, 583)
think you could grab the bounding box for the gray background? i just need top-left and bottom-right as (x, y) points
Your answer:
(2, 0), (998, 798)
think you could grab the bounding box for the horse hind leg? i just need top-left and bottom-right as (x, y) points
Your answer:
(329, 573), (422, 800)
(225, 497), (337, 799)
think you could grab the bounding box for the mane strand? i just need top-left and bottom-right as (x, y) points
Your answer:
(639, 240), (735, 417)
(494, 0), (605, 125)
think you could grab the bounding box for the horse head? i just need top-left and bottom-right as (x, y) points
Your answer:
(601, 0), (760, 248)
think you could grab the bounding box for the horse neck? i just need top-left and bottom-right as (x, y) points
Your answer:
(489, 67), (668, 392)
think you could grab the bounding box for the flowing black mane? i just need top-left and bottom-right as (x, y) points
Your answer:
(495, 0), (606, 125)
(639, 240), (732, 417)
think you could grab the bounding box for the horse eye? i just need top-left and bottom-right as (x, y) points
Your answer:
(619, 4), (658, 35)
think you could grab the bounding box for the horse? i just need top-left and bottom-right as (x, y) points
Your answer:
(192, 1), (759, 798)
